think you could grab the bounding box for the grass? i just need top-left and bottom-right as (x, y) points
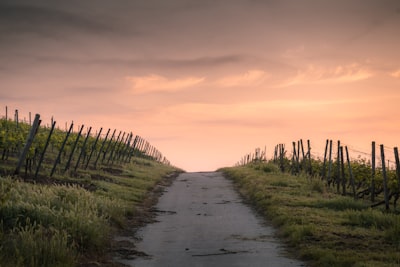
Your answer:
(0, 157), (179, 266)
(221, 162), (400, 267)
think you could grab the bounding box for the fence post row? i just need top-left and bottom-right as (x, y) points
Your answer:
(2, 109), (171, 178)
(237, 139), (400, 210)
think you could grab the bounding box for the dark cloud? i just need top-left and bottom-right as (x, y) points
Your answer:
(0, 3), (115, 38)
(23, 54), (244, 67)
(0, 53), (254, 77)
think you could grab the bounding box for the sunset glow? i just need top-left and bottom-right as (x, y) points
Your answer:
(1, 0), (400, 171)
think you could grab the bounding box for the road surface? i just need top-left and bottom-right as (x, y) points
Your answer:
(117, 172), (306, 267)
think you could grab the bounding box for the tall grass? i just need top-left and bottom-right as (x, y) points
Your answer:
(0, 157), (179, 266)
(0, 177), (117, 265)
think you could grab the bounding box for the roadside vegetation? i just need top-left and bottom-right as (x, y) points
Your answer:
(0, 158), (178, 266)
(221, 162), (400, 267)
(0, 115), (180, 266)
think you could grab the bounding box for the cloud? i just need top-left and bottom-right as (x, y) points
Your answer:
(126, 68), (268, 94)
(126, 74), (205, 94)
(390, 69), (400, 78)
(215, 69), (269, 87)
(281, 63), (373, 87)
(0, 3), (114, 37)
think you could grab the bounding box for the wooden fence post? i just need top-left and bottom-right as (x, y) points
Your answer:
(94, 128), (110, 168)
(292, 142), (298, 174)
(297, 140), (300, 167)
(137, 137), (143, 152)
(15, 109), (19, 128)
(14, 114), (41, 175)
(85, 127), (103, 169)
(279, 144), (285, 172)
(336, 140), (341, 193)
(64, 125), (84, 173)
(340, 146), (346, 195)
(138, 137), (144, 152)
(51, 123), (74, 177)
(119, 132), (132, 163)
(327, 140), (333, 185)
(102, 129), (116, 163)
(126, 135), (138, 162)
(322, 139), (329, 179)
(394, 147), (400, 196)
(380, 144), (390, 210)
(144, 141), (150, 156)
(299, 139), (305, 170)
(35, 120), (56, 178)
(296, 141), (300, 171)
(307, 139), (312, 175)
(345, 146), (356, 199)
(74, 127), (92, 172)
(112, 132), (128, 164)
(371, 141), (376, 202)
(107, 131), (122, 164)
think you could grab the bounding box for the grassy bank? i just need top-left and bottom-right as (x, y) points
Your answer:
(221, 162), (400, 267)
(0, 158), (179, 267)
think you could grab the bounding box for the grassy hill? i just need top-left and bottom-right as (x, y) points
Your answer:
(0, 117), (181, 266)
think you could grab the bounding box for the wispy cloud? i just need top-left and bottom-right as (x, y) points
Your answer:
(215, 69), (269, 87)
(126, 74), (205, 94)
(281, 63), (373, 87)
(126, 69), (269, 94)
(390, 69), (400, 78)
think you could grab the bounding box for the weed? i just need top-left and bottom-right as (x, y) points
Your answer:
(312, 197), (368, 211)
(384, 216), (400, 247)
(309, 179), (325, 193)
(270, 180), (289, 187)
(344, 209), (396, 229)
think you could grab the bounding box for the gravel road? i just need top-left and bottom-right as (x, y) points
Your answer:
(117, 172), (306, 267)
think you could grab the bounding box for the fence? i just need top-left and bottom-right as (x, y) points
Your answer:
(236, 139), (400, 211)
(0, 106), (170, 179)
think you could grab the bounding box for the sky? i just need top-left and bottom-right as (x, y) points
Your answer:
(1, 0), (400, 171)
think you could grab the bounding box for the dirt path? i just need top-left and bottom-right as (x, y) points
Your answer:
(116, 172), (306, 267)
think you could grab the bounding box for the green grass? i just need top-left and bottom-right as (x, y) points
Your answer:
(221, 162), (400, 267)
(0, 157), (179, 266)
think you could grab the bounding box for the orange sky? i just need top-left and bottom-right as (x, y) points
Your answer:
(1, 0), (400, 171)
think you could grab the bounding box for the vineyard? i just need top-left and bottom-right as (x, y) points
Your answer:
(0, 108), (170, 180)
(237, 139), (400, 211)
(0, 107), (178, 266)
(223, 139), (400, 266)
